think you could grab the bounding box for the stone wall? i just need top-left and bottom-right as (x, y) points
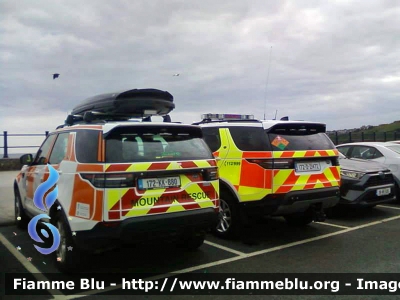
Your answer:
(0, 158), (23, 171)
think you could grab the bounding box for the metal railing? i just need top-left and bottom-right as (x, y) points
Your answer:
(1, 131), (49, 158)
(2, 130), (399, 158)
(328, 130), (400, 145)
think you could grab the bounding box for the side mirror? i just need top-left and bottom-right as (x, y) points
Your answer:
(20, 154), (33, 165)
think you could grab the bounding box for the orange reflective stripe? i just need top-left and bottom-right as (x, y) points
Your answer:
(105, 164), (130, 172)
(275, 170), (299, 193)
(148, 162), (171, 170)
(304, 173), (332, 189)
(108, 212), (120, 219)
(97, 132), (104, 162)
(331, 167), (340, 181)
(264, 170), (273, 189)
(317, 150), (329, 156)
(179, 161), (196, 168)
(281, 151), (296, 158)
(26, 166), (36, 199)
(94, 190), (103, 221)
(77, 164), (103, 172)
(110, 182), (218, 217)
(69, 174), (96, 219)
(239, 159), (264, 188)
(242, 152), (272, 158)
(207, 159), (217, 166)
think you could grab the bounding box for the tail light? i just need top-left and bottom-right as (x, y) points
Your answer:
(203, 167), (219, 180)
(81, 173), (135, 188)
(246, 158), (294, 169)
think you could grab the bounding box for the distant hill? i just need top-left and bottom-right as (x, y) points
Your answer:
(327, 120), (400, 144)
(360, 120), (400, 134)
(327, 120), (400, 134)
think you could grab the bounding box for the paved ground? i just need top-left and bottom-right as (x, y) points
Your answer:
(1, 171), (400, 299)
(0, 171), (19, 226)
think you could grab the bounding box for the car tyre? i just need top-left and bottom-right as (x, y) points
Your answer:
(15, 188), (29, 229)
(51, 211), (84, 273)
(284, 213), (314, 226)
(214, 194), (239, 239)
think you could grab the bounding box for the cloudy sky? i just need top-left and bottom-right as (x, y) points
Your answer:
(1, 0), (400, 152)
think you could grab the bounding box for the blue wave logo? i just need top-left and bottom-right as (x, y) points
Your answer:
(28, 164), (60, 255)
(33, 165), (59, 211)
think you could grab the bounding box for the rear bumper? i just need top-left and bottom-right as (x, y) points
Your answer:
(239, 187), (340, 216)
(73, 208), (218, 251)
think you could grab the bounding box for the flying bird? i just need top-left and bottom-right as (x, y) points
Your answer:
(53, 73), (60, 79)
(173, 73), (180, 76)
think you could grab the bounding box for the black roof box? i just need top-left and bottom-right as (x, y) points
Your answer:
(71, 88), (175, 118)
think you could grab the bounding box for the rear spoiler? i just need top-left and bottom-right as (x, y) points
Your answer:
(266, 123), (326, 134)
(102, 124), (204, 139)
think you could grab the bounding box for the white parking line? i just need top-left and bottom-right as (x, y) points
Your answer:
(315, 222), (350, 229)
(5, 213), (400, 299)
(204, 240), (245, 256)
(62, 213), (400, 299)
(377, 205), (400, 210)
(0, 232), (60, 299)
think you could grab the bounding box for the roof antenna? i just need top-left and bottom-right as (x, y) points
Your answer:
(274, 110), (278, 120)
(263, 46), (272, 120)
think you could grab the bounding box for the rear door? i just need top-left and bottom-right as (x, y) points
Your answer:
(266, 123), (341, 194)
(201, 126), (230, 166)
(202, 125), (272, 202)
(102, 125), (219, 221)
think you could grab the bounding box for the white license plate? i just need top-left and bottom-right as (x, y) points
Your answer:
(376, 187), (391, 196)
(138, 176), (181, 190)
(295, 162), (321, 172)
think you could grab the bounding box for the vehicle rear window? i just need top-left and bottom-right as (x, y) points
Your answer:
(201, 127), (222, 152)
(337, 146), (351, 156)
(386, 145), (400, 154)
(105, 126), (214, 163)
(267, 133), (335, 151)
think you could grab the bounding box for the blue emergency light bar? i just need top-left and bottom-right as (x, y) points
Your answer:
(201, 113), (254, 121)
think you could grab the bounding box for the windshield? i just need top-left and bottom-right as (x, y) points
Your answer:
(105, 126), (213, 163)
(386, 144), (400, 154)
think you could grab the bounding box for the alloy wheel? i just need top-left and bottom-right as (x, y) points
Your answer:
(216, 199), (232, 233)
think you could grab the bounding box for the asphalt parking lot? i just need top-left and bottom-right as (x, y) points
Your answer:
(1, 171), (400, 300)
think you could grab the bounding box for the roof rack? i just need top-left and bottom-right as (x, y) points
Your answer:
(192, 113), (260, 125)
(57, 111), (173, 128)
